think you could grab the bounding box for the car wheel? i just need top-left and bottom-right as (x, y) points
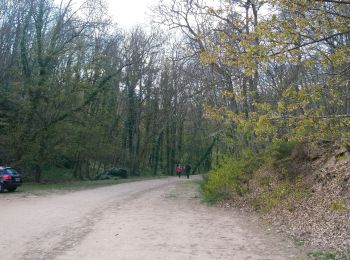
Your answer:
(7, 187), (16, 192)
(0, 183), (4, 193)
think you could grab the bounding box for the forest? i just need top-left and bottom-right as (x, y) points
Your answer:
(0, 0), (349, 185)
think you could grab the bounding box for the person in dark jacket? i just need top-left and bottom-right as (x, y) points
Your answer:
(185, 164), (191, 179)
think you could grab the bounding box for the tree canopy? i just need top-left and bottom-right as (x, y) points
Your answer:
(1, 0), (349, 182)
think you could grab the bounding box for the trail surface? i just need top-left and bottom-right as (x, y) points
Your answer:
(0, 177), (305, 259)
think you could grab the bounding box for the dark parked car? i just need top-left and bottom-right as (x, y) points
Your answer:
(94, 167), (128, 180)
(0, 167), (22, 192)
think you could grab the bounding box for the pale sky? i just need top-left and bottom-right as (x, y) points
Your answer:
(105, 0), (160, 28)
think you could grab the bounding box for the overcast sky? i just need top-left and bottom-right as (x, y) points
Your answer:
(105, 0), (160, 28)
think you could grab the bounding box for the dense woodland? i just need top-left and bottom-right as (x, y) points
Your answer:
(0, 0), (349, 183)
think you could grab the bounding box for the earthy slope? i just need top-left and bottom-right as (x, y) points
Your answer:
(224, 144), (350, 258)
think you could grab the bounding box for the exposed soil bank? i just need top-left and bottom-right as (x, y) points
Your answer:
(223, 146), (350, 259)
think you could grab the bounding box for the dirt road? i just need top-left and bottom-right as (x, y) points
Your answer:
(0, 177), (306, 260)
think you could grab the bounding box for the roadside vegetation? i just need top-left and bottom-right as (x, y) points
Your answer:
(201, 141), (297, 204)
(201, 141), (350, 258)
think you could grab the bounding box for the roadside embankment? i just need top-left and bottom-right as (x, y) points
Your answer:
(207, 144), (350, 259)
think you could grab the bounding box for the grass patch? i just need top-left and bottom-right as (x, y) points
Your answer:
(307, 251), (337, 260)
(295, 240), (305, 247)
(201, 192), (221, 205)
(258, 176), (273, 187)
(330, 201), (350, 212)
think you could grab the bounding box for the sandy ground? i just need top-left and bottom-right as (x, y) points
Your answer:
(0, 176), (306, 260)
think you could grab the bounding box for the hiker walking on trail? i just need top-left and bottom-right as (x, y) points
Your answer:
(176, 164), (182, 178)
(185, 164), (191, 179)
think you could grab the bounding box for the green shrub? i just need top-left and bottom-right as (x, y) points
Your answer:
(269, 141), (298, 160)
(201, 151), (256, 203)
(200, 142), (299, 205)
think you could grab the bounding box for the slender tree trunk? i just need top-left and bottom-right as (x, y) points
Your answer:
(153, 131), (163, 175)
(192, 137), (217, 175)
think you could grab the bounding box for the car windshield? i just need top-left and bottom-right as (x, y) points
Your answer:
(4, 168), (18, 175)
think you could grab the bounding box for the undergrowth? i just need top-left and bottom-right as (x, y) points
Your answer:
(201, 148), (264, 204)
(201, 141), (299, 205)
(253, 176), (307, 212)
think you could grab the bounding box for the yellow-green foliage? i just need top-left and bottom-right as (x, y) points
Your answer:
(201, 141), (299, 204)
(249, 84), (349, 147)
(203, 0), (350, 147)
(276, 85), (346, 144)
(201, 157), (238, 203)
(199, 0), (350, 205)
(202, 149), (264, 203)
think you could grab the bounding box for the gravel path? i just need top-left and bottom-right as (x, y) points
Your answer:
(0, 177), (306, 259)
